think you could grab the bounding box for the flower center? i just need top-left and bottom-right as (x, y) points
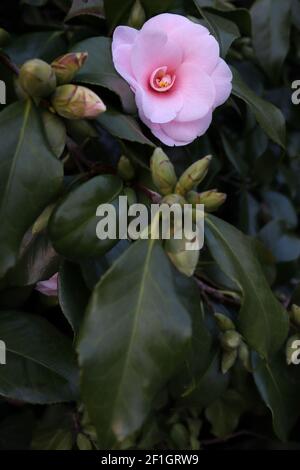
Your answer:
(150, 66), (176, 93)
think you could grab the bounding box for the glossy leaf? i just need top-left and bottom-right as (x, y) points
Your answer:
(205, 214), (289, 359)
(70, 37), (136, 113)
(231, 67), (286, 148)
(66, 0), (105, 21)
(251, 0), (292, 82)
(49, 175), (123, 260)
(78, 240), (192, 448)
(0, 311), (78, 403)
(0, 101), (63, 278)
(97, 111), (154, 146)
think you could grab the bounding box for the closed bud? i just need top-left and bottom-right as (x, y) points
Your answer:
(186, 191), (200, 205)
(0, 28), (11, 47)
(238, 341), (252, 372)
(286, 334), (300, 365)
(165, 234), (199, 277)
(221, 349), (237, 374)
(118, 155), (135, 181)
(128, 0), (146, 29)
(161, 194), (185, 206)
(175, 155), (212, 196)
(51, 52), (88, 85)
(19, 59), (56, 98)
(214, 313), (235, 332)
(32, 204), (55, 234)
(198, 189), (227, 212)
(221, 330), (241, 351)
(290, 304), (300, 328)
(51, 85), (106, 120)
(150, 147), (177, 195)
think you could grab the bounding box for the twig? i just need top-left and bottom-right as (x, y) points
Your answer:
(134, 183), (162, 203)
(0, 52), (19, 76)
(194, 276), (241, 307)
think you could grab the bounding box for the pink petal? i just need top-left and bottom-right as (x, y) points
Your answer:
(175, 63), (216, 122)
(211, 59), (233, 108)
(135, 84), (183, 124)
(131, 30), (183, 86)
(160, 111), (213, 145)
(112, 26), (139, 88)
(35, 273), (58, 297)
(141, 13), (190, 34)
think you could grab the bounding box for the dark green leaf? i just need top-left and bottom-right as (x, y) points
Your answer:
(49, 175), (123, 260)
(194, 2), (240, 57)
(58, 260), (90, 334)
(66, 0), (104, 21)
(231, 67), (286, 148)
(253, 353), (300, 441)
(205, 215), (289, 359)
(78, 240), (192, 448)
(0, 101), (63, 278)
(97, 111), (154, 146)
(103, 0), (134, 32)
(0, 311), (78, 403)
(251, 0), (292, 82)
(31, 405), (74, 450)
(205, 389), (246, 438)
(70, 36), (136, 113)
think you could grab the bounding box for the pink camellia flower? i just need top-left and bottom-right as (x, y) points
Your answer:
(112, 13), (232, 146)
(35, 273), (58, 297)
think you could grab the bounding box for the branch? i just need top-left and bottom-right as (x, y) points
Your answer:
(0, 52), (19, 76)
(194, 276), (241, 307)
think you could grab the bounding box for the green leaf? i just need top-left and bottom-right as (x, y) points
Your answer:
(78, 240), (192, 448)
(103, 0), (134, 32)
(253, 353), (300, 441)
(0, 101), (63, 278)
(58, 260), (90, 334)
(251, 0), (292, 82)
(193, 2), (240, 57)
(97, 111), (154, 146)
(231, 67), (286, 148)
(66, 0), (105, 21)
(49, 175), (123, 260)
(70, 37), (136, 113)
(31, 405), (74, 450)
(41, 111), (66, 158)
(205, 215), (289, 359)
(0, 311), (78, 403)
(1, 230), (60, 289)
(205, 389), (246, 438)
(4, 31), (67, 65)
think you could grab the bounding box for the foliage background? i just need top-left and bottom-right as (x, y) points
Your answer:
(0, 0), (300, 450)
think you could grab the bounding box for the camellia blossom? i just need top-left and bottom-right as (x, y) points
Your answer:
(112, 13), (232, 146)
(35, 273), (58, 297)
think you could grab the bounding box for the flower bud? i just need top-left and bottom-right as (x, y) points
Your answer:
(198, 189), (227, 212)
(286, 334), (300, 365)
(117, 155), (135, 181)
(238, 341), (252, 372)
(165, 234), (199, 277)
(128, 0), (146, 29)
(19, 59), (57, 98)
(51, 52), (88, 85)
(221, 330), (241, 351)
(221, 349), (237, 374)
(51, 85), (106, 120)
(214, 313), (235, 332)
(161, 194), (185, 207)
(150, 147), (177, 196)
(0, 28), (10, 47)
(290, 304), (300, 328)
(175, 155), (212, 196)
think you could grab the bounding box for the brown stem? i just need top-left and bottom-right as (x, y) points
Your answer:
(0, 52), (19, 76)
(194, 276), (241, 307)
